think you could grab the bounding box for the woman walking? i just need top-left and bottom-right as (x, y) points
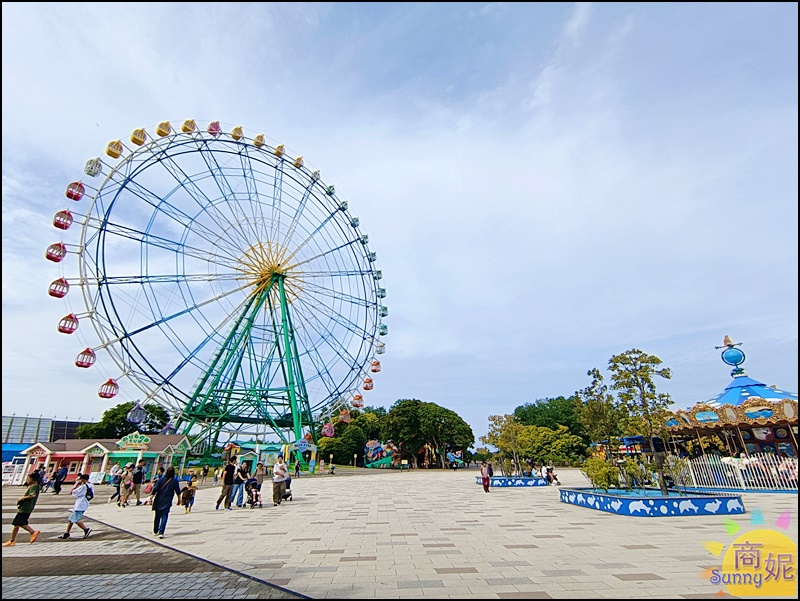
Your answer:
(148, 466), (182, 539)
(480, 461), (491, 493)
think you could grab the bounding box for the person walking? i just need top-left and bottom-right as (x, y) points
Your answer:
(233, 461), (249, 508)
(181, 475), (198, 513)
(254, 461), (267, 496)
(57, 474), (93, 539)
(201, 464), (209, 485)
(294, 460), (301, 478)
(132, 459), (147, 505)
(52, 463), (68, 495)
(215, 456), (237, 510)
(108, 467), (123, 505)
(480, 461), (491, 493)
(3, 472), (42, 546)
(118, 464), (135, 507)
(148, 466), (182, 539)
(272, 454), (289, 506)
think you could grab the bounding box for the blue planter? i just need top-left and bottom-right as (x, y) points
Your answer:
(475, 476), (549, 487)
(559, 487), (746, 517)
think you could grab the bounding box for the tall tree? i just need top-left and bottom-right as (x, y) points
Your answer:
(418, 404), (474, 468)
(574, 368), (628, 455)
(607, 349), (673, 494)
(76, 401), (169, 439)
(481, 415), (526, 475)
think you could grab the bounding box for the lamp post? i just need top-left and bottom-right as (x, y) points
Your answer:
(354, 453), (357, 474)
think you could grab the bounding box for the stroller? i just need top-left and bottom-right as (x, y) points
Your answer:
(245, 478), (262, 509)
(282, 476), (293, 501)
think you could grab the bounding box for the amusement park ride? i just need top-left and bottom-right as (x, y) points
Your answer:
(47, 120), (388, 462)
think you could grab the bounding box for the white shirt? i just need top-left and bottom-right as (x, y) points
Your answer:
(272, 461), (288, 483)
(541, 466), (549, 478)
(71, 483), (91, 512)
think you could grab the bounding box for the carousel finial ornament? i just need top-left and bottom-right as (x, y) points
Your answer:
(716, 336), (746, 377)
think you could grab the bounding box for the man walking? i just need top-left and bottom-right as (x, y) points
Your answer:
(216, 456), (237, 510)
(272, 454), (289, 506)
(52, 463), (68, 495)
(2, 472), (42, 546)
(132, 459), (147, 505)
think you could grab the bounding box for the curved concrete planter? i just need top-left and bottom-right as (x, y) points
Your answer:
(559, 487), (746, 517)
(475, 476), (550, 487)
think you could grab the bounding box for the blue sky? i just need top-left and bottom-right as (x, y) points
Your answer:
(2, 3), (797, 445)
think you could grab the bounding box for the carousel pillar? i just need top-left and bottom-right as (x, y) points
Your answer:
(693, 428), (708, 456)
(735, 426), (750, 458)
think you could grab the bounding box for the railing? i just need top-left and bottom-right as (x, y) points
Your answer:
(673, 453), (798, 491)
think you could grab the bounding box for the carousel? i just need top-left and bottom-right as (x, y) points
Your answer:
(665, 337), (798, 458)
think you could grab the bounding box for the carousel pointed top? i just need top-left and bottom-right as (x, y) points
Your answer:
(704, 337), (797, 407)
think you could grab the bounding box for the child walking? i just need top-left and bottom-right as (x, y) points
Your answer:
(181, 475), (197, 513)
(2, 472), (42, 546)
(57, 474), (93, 539)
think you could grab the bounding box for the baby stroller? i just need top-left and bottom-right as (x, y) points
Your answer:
(282, 476), (293, 501)
(245, 478), (262, 509)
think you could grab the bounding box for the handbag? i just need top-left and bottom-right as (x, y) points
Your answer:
(144, 482), (154, 494)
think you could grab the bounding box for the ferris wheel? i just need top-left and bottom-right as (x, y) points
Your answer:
(47, 119), (387, 451)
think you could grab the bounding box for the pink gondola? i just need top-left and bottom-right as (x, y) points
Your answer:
(207, 121), (221, 136)
(98, 378), (119, 399)
(65, 182), (85, 201)
(45, 243), (67, 263)
(48, 278), (70, 298)
(57, 313), (79, 334)
(321, 422), (335, 437)
(75, 348), (96, 368)
(53, 210), (74, 230)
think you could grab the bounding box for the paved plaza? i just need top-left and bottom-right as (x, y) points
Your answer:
(2, 466), (797, 599)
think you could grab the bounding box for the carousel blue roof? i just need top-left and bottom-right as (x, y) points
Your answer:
(701, 337), (798, 407)
(704, 374), (798, 407)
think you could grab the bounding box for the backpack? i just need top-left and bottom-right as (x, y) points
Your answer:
(85, 485), (94, 501)
(488, 465), (494, 477)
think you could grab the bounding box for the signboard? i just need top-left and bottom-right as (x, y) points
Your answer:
(117, 432), (150, 451)
(295, 439), (310, 453)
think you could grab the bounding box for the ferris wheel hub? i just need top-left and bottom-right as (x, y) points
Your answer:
(238, 241), (303, 302)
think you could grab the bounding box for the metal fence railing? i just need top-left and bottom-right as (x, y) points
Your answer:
(674, 453), (798, 491)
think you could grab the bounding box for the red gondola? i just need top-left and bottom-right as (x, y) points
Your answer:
(65, 182), (85, 201)
(53, 210), (74, 230)
(48, 278), (70, 298)
(57, 313), (79, 334)
(208, 121), (221, 136)
(75, 348), (96, 368)
(45, 243), (67, 263)
(98, 378), (119, 399)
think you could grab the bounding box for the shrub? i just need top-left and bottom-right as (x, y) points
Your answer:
(581, 457), (621, 492)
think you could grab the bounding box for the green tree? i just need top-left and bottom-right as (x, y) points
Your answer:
(608, 349), (673, 494)
(76, 401), (169, 439)
(418, 404), (474, 468)
(518, 424), (586, 465)
(380, 399), (474, 468)
(481, 415), (526, 475)
(574, 368), (628, 457)
(514, 396), (588, 445)
(361, 405), (388, 418)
